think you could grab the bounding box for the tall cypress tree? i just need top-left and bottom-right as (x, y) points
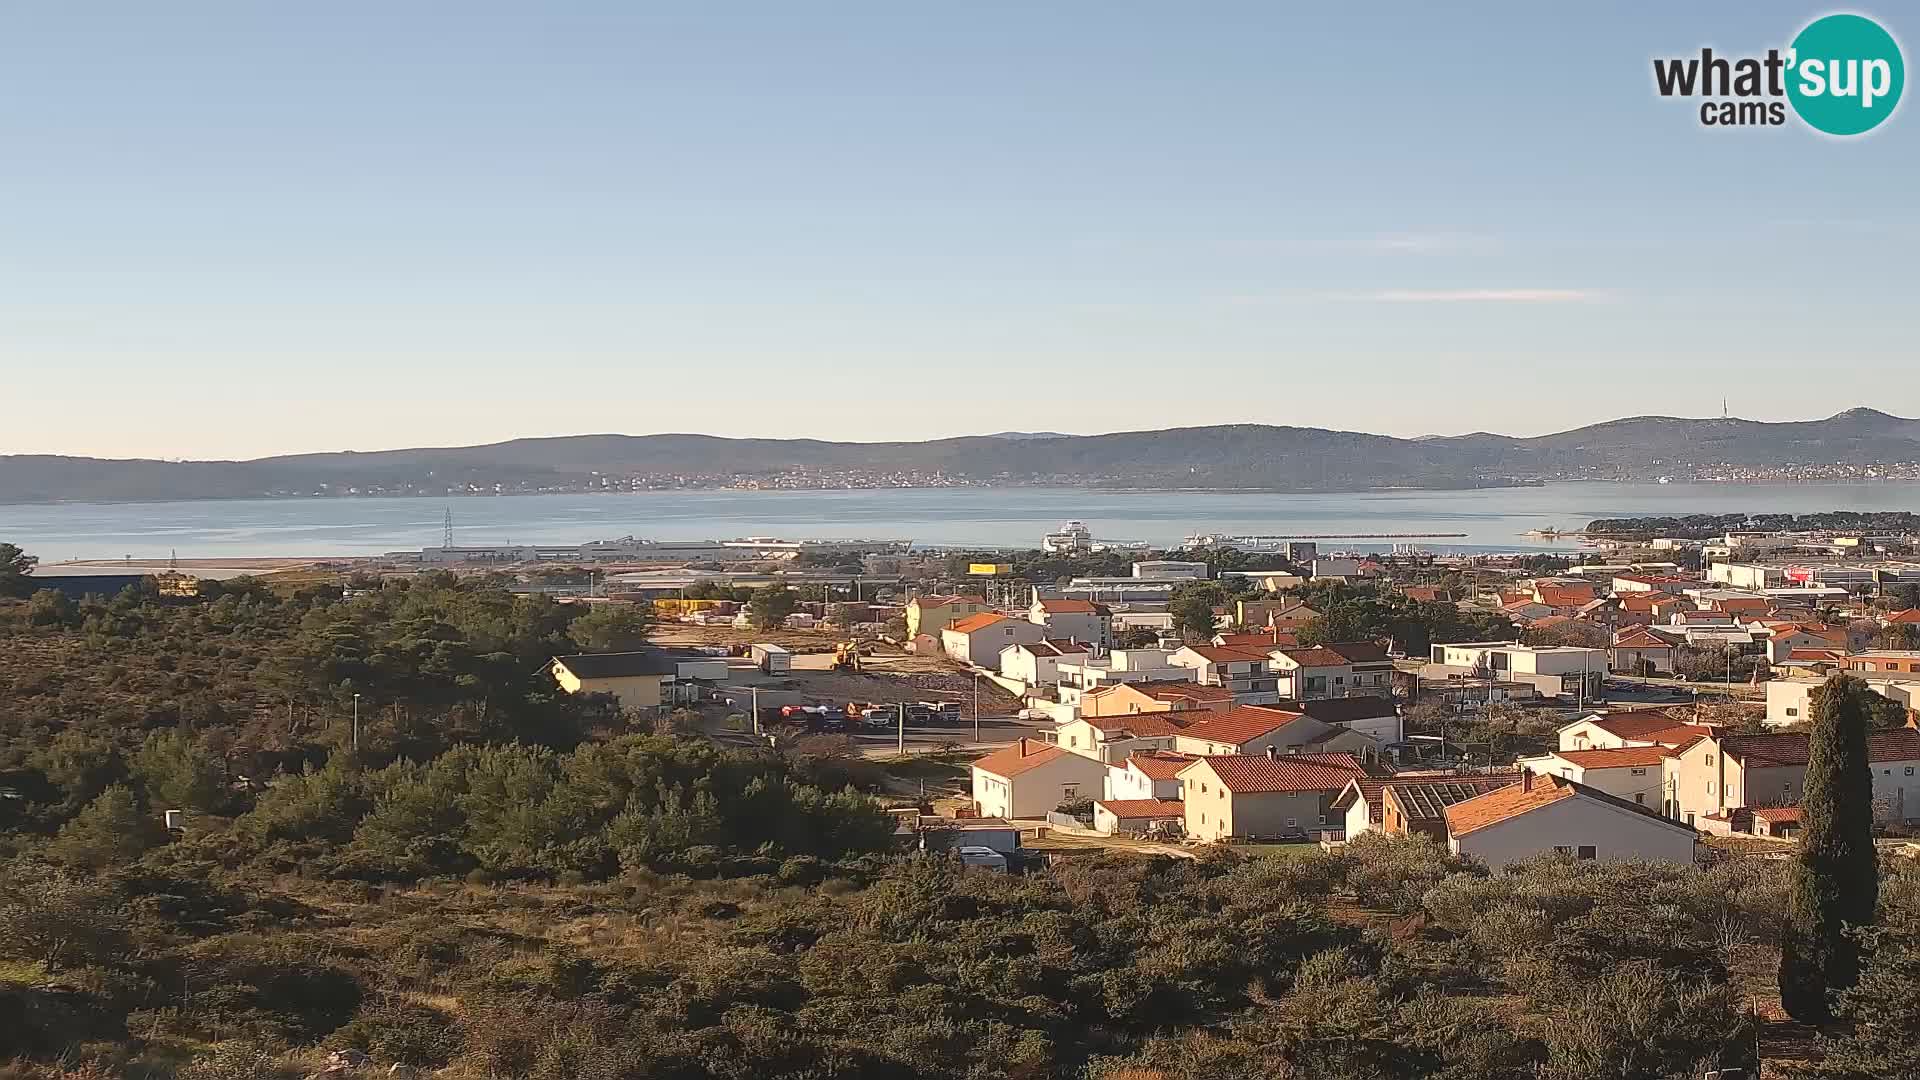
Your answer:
(1778, 674), (1880, 1022)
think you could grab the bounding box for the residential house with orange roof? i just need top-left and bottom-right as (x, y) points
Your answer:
(1610, 626), (1678, 675)
(1079, 680), (1230, 719)
(1530, 580), (1598, 613)
(969, 738), (1110, 819)
(942, 611), (1044, 667)
(1882, 608), (1920, 628)
(1054, 710), (1198, 763)
(1170, 706), (1379, 760)
(1268, 645), (1363, 700)
(1091, 798), (1185, 836)
(906, 593), (989, 638)
(1331, 772), (1522, 842)
(997, 639), (1089, 688)
(1662, 728), (1920, 825)
(1555, 709), (1694, 751)
(1104, 749), (1196, 802)
(1442, 771), (1697, 870)
(1515, 745), (1670, 808)
(1274, 695), (1403, 743)
(1764, 673), (1920, 728)
(1028, 596), (1113, 648)
(1177, 752), (1369, 842)
(1168, 644), (1283, 703)
(1751, 621), (1846, 663)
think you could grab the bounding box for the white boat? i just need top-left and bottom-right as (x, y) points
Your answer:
(1042, 520), (1093, 553)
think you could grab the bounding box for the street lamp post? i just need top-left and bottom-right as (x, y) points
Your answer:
(351, 693), (361, 753)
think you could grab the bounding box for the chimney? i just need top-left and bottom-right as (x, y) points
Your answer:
(1520, 768), (1533, 793)
(1265, 744), (1278, 759)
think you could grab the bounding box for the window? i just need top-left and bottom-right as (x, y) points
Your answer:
(1907, 767), (1916, 776)
(1062, 785), (1078, 800)
(1635, 793), (1646, 805)
(1786, 707), (1798, 716)
(1577, 846), (1597, 860)
(1286, 817), (1297, 828)
(1318, 814), (1328, 826)
(1707, 781), (1715, 794)
(1630, 767), (1647, 776)
(1705, 754), (1714, 765)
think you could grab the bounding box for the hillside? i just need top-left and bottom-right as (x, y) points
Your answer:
(4, 408), (1918, 503)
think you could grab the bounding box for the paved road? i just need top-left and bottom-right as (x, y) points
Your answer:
(847, 713), (1054, 756)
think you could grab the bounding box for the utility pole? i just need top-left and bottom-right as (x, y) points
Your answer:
(351, 693), (361, 752)
(897, 701), (906, 756)
(973, 672), (981, 744)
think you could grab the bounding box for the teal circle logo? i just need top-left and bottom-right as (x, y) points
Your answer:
(1786, 14), (1904, 135)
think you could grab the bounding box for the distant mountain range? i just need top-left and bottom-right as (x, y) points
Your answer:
(5, 408), (1920, 504)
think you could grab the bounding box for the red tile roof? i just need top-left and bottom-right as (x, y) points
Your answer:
(1324, 640), (1392, 664)
(1786, 648), (1847, 663)
(1140, 682), (1234, 703)
(1553, 746), (1671, 769)
(1179, 706), (1306, 746)
(1037, 598), (1101, 614)
(970, 738), (1073, 780)
(1274, 646), (1352, 668)
(1081, 713), (1197, 738)
(1442, 774), (1574, 835)
(1722, 729), (1920, 769)
(1094, 798), (1184, 819)
(1886, 608), (1920, 625)
(1612, 627), (1674, 649)
(1125, 751), (1197, 780)
(1185, 753), (1366, 794)
(1579, 710), (1688, 740)
(1183, 645), (1273, 663)
(1751, 806), (1803, 823)
(947, 612), (1010, 634)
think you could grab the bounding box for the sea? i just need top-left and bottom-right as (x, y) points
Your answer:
(8, 481), (1920, 564)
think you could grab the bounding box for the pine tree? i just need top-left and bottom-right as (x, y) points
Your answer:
(1778, 674), (1880, 1023)
(49, 785), (165, 870)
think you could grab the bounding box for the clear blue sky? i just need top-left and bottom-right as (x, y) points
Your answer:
(2, 3), (1914, 459)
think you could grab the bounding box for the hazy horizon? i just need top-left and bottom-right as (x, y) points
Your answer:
(1, 405), (1907, 463)
(5, 2), (1915, 459)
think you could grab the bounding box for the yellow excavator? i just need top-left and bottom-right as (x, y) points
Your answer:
(833, 640), (868, 672)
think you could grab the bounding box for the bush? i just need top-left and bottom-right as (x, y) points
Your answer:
(1341, 833), (1475, 914)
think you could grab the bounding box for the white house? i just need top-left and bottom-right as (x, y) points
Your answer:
(998, 639), (1090, 688)
(1104, 750), (1193, 801)
(1168, 645), (1281, 703)
(1029, 598), (1113, 649)
(1556, 710), (1697, 751)
(1091, 799), (1185, 835)
(1055, 712), (1196, 763)
(1514, 746), (1670, 809)
(943, 612), (1045, 667)
(1443, 772), (1698, 870)
(970, 738), (1110, 819)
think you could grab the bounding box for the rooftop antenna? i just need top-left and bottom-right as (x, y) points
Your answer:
(1722, 397), (1729, 420)
(169, 549), (178, 572)
(443, 507), (455, 549)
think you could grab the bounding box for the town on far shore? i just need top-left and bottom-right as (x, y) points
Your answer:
(23, 511), (1920, 867)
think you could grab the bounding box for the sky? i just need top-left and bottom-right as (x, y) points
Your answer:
(2, 2), (1916, 459)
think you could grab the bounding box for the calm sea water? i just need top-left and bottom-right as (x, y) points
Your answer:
(7, 482), (1920, 562)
